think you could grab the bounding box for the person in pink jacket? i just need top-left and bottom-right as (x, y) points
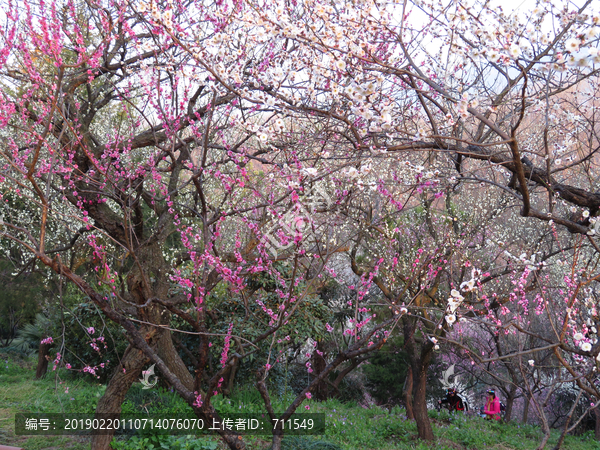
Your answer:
(483, 389), (501, 420)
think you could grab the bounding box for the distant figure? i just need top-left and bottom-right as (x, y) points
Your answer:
(438, 388), (466, 412)
(483, 389), (501, 420)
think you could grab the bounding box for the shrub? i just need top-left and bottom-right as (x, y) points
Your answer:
(53, 301), (128, 383)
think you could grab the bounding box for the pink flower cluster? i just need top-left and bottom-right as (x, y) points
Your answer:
(220, 323), (234, 367)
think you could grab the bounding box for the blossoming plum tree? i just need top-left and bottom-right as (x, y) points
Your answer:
(2, 0), (600, 447)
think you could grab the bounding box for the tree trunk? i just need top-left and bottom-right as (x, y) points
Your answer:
(35, 342), (51, 379)
(402, 315), (434, 441)
(403, 366), (414, 420)
(157, 329), (194, 391)
(412, 362), (434, 440)
(312, 340), (328, 401)
(90, 328), (194, 450)
(594, 407), (600, 441)
(271, 433), (283, 450)
(504, 385), (517, 422)
(523, 396), (530, 424)
(225, 357), (239, 396)
(91, 345), (149, 450)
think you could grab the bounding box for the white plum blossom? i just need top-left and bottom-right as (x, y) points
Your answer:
(345, 167), (359, 178)
(574, 332), (584, 341)
(508, 44), (521, 58)
(581, 342), (592, 352)
(302, 168), (318, 177)
(487, 50), (501, 62)
(585, 27), (599, 40)
(461, 279), (476, 292)
(568, 49), (591, 67)
(565, 38), (581, 53)
(447, 288), (465, 313)
(335, 59), (346, 71)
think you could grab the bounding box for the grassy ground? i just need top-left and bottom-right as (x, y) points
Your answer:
(1, 354), (598, 450)
(0, 356), (91, 450)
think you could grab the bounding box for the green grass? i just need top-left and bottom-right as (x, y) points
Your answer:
(2, 354), (599, 450)
(0, 355), (95, 449)
(304, 400), (600, 450)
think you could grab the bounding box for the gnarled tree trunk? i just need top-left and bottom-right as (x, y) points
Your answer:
(90, 329), (194, 450)
(35, 342), (52, 379)
(91, 345), (149, 450)
(157, 327), (194, 391)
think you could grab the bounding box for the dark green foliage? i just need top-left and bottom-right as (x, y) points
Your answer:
(3, 313), (52, 357)
(174, 272), (331, 396)
(55, 301), (128, 383)
(0, 259), (47, 347)
(362, 343), (410, 405)
(111, 434), (217, 450)
(336, 374), (367, 403)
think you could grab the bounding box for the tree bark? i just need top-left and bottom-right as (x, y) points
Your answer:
(595, 407), (600, 441)
(91, 345), (149, 450)
(504, 385), (517, 422)
(312, 340), (328, 400)
(271, 433), (283, 450)
(523, 395), (530, 424)
(403, 314), (434, 441)
(403, 366), (414, 420)
(157, 329), (194, 391)
(411, 361), (434, 440)
(90, 328), (193, 450)
(225, 357), (239, 396)
(35, 342), (51, 379)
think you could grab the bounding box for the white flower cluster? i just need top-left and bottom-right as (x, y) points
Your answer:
(301, 167), (318, 177)
(502, 251), (545, 270)
(562, 27), (600, 68)
(447, 289), (464, 314)
(137, 0), (174, 31)
(586, 212), (600, 235)
(460, 279), (475, 292)
(445, 268), (485, 326)
(573, 327), (598, 353)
